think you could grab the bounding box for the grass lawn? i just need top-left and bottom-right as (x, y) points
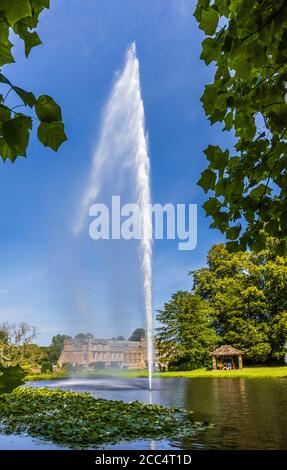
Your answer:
(25, 365), (287, 381)
(157, 366), (287, 379)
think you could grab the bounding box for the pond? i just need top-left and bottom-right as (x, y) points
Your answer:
(1, 376), (287, 450)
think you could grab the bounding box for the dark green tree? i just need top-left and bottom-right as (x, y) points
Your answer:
(128, 328), (145, 342)
(0, 0), (67, 162)
(47, 334), (71, 364)
(194, 0), (287, 254)
(74, 333), (94, 340)
(156, 291), (218, 369)
(116, 335), (125, 341)
(192, 241), (287, 362)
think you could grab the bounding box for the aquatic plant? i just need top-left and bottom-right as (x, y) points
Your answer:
(0, 388), (207, 447)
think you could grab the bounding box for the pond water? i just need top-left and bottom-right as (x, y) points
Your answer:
(1, 376), (287, 450)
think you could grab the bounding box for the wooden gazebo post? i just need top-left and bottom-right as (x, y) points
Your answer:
(238, 354), (243, 369)
(212, 355), (217, 370)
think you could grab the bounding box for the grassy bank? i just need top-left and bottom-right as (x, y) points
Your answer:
(25, 370), (69, 381)
(0, 387), (205, 447)
(25, 368), (147, 381)
(25, 365), (287, 381)
(157, 366), (287, 379)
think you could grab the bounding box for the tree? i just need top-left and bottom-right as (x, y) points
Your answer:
(0, 322), (44, 367)
(128, 328), (145, 342)
(156, 291), (218, 369)
(194, 1), (287, 254)
(192, 241), (287, 362)
(0, 0), (67, 162)
(74, 333), (94, 340)
(116, 335), (125, 341)
(47, 334), (71, 364)
(41, 360), (53, 374)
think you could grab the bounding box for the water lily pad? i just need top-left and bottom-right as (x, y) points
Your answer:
(0, 387), (208, 448)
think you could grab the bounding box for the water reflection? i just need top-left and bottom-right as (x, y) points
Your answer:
(177, 377), (287, 450)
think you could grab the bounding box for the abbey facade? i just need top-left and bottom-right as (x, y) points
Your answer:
(58, 337), (154, 369)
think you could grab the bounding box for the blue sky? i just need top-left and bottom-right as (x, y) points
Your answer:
(0, 0), (234, 345)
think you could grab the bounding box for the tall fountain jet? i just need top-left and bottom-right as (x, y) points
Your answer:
(75, 43), (153, 389)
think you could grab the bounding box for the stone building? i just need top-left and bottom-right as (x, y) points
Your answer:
(58, 337), (152, 369)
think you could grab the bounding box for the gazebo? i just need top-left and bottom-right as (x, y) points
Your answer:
(210, 345), (244, 370)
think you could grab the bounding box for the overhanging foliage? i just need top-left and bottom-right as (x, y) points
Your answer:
(194, 0), (287, 254)
(0, 0), (67, 162)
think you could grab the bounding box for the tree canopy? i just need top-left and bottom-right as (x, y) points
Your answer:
(157, 240), (287, 368)
(74, 333), (94, 340)
(116, 335), (125, 341)
(156, 291), (218, 369)
(0, 0), (67, 162)
(47, 334), (71, 364)
(192, 240), (287, 362)
(0, 322), (46, 367)
(129, 328), (145, 342)
(194, 0), (287, 254)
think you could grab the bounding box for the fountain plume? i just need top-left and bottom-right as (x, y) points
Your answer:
(75, 43), (153, 389)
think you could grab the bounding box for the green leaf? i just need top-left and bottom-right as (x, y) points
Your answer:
(226, 226), (241, 240)
(13, 87), (36, 107)
(0, 105), (11, 121)
(30, 0), (50, 10)
(0, 74), (36, 107)
(0, 138), (17, 161)
(193, 0), (210, 21)
(24, 31), (42, 56)
(35, 95), (62, 122)
(37, 121), (67, 151)
(0, 116), (32, 161)
(198, 169), (217, 193)
(210, 211), (229, 231)
(14, 27), (42, 57)
(0, 73), (11, 86)
(225, 241), (239, 252)
(235, 58), (251, 80)
(0, 0), (32, 26)
(203, 198), (221, 216)
(200, 38), (218, 64)
(204, 145), (229, 175)
(0, 42), (15, 66)
(199, 9), (219, 36)
(249, 184), (270, 200)
(0, 21), (15, 65)
(223, 112), (233, 131)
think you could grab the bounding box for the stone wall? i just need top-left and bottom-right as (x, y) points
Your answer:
(58, 337), (148, 369)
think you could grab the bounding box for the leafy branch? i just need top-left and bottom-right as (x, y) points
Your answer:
(194, 0), (287, 254)
(0, 0), (67, 162)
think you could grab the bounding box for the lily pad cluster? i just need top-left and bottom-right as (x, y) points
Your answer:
(0, 387), (207, 447)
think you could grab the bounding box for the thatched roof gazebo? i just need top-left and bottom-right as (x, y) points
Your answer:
(210, 345), (244, 370)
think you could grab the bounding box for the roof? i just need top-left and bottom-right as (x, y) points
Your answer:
(63, 338), (142, 349)
(210, 345), (244, 356)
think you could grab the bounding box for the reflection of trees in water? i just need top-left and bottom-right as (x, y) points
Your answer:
(0, 365), (26, 394)
(174, 378), (287, 450)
